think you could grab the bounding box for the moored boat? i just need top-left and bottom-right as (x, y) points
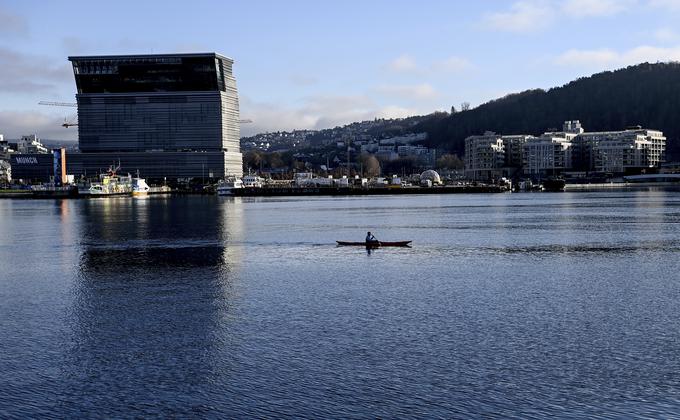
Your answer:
(217, 177), (244, 195)
(78, 165), (133, 197)
(132, 176), (150, 196)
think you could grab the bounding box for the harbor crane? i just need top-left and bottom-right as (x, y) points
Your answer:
(38, 101), (253, 126)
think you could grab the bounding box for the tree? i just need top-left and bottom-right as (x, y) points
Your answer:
(436, 154), (464, 170)
(450, 105), (457, 114)
(460, 102), (471, 112)
(358, 153), (381, 177)
(243, 150), (263, 172)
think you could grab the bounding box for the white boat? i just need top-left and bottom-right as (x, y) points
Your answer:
(80, 175), (133, 196)
(77, 164), (133, 196)
(217, 178), (244, 195)
(242, 175), (263, 188)
(132, 177), (150, 196)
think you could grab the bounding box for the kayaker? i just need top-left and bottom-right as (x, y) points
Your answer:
(366, 231), (378, 243)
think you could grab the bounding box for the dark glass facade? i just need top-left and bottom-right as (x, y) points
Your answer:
(68, 53), (243, 179)
(71, 55), (230, 94)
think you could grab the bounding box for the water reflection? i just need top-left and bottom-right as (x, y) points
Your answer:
(57, 196), (245, 416)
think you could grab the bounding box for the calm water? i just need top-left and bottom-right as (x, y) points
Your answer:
(2, 191), (680, 418)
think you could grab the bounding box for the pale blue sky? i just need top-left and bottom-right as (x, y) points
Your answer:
(1, 0), (680, 139)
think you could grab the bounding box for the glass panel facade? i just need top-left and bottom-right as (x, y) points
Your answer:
(71, 56), (221, 93)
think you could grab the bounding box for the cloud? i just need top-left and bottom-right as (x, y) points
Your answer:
(554, 45), (680, 68)
(0, 48), (73, 94)
(0, 7), (28, 36)
(387, 54), (418, 72)
(562, 0), (635, 17)
(288, 74), (319, 86)
(483, 0), (634, 33)
(375, 83), (438, 100)
(432, 56), (474, 73)
(483, 1), (554, 33)
(654, 27), (680, 42)
(385, 54), (474, 76)
(239, 95), (419, 136)
(648, 0), (680, 11)
(0, 111), (77, 141)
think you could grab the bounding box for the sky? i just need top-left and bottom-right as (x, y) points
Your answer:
(2, 0), (680, 140)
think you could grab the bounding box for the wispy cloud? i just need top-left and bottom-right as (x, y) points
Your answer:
(432, 56), (474, 73)
(483, 0), (635, 33)
(648, 0), (680, 11)
(375, 83), (438, 100)
(0, 48), (72, 94)
(288, 74), (319, 87)
(386, 54), (418, 73)
(0, 110), (77, 140)
(562, 0), (635, 17)
(483, 1), (554, 33)
(239, 95), (418, 136)
(554, 45), (680, 68)
(386, 54), (474, 75)
(0, 7), (28, 36)
(654, 27), (680, 42)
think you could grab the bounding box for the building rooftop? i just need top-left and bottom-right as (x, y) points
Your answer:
(68, 52), (233, 63)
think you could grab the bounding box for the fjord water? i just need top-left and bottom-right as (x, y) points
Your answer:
(2, 191), (680, 418)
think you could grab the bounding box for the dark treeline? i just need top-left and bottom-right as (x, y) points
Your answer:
(415, 62), (680, 160)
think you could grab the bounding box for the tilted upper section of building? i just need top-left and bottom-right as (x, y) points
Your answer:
(68, 53), (235, 94)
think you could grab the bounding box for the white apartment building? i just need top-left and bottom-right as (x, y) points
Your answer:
(465, 121), (666, 181)
(523, 134), (573, 176)
(464, 132), (505, 181)
(0, 160), (11, 184)
(576, 128), (666, 173)
(17, 135), (48, 154)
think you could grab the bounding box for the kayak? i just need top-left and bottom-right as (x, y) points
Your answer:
(336, 241), (412, 247)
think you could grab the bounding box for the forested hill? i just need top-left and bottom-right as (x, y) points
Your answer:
(416, 62), (680, 160)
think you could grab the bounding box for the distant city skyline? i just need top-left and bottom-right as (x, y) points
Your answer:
(2, 0), (680, 140)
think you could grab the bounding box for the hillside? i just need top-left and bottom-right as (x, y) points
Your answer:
(415, 62), (680, 160)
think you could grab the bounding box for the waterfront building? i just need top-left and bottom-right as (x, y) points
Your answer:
(464, 121), (666, 180)
(522, 134), (573, 177)
(0, 160), (10, 184)
(67, 52), (243, 180)
(464, 132), (505, 181)
(574, 128), (666, 173)
(9, 153), (54, 183)
(0, 136), (14, 160)
(17, 135), (48, 154)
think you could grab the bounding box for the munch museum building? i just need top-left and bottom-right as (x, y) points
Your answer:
(67, 53), (243, 180)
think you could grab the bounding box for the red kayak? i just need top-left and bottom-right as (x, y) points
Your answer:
(336, 241), (412, 247)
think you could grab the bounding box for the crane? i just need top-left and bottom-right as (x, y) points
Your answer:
(38, 101), (77, 107)
(39, 101), (253, 126)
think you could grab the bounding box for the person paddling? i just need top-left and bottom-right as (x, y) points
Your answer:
(366, 231), (379, 244)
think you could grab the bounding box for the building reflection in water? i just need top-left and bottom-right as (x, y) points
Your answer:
(58, 196), (245, 415)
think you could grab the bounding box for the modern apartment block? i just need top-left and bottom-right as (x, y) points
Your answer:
(464, 132), (505, 181)
(66, 53), (243, 180)
(464, 121), (666, 181)
(574, 128), (665, 173)
(523, 134), (573, 176)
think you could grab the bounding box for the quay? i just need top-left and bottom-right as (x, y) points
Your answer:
(232, 185), (506, 197)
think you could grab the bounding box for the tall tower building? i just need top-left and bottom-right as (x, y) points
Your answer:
(67, 53), (243, 180)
